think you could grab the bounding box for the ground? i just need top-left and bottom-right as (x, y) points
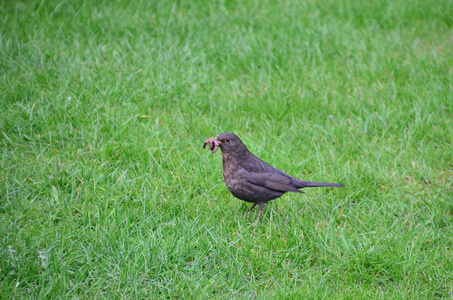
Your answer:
(1, 0), (452, 298)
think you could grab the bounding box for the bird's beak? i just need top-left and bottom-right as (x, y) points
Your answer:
(203, 137), (220, 154)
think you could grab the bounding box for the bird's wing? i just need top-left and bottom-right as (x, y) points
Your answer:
(245, 172), (304, 193)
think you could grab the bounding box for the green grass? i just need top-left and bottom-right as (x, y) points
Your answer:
(1, 0), (452, 298)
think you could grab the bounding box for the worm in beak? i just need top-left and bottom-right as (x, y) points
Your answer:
(203, 137), (220, 154)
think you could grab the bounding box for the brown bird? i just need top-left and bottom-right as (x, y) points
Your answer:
(203, 132), (344, 222)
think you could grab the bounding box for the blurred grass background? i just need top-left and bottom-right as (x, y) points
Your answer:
(1, 0), (452, 298)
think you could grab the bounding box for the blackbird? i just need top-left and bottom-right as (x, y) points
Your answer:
(203, 132), (344, 221)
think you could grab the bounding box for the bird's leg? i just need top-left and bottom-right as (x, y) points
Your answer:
(245, 204), (257, 216)
(254, 203), (266, 224)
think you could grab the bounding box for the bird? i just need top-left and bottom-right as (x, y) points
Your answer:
(203, 132), (344, 222)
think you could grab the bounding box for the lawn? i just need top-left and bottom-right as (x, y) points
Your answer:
(1, 0), (452, 298)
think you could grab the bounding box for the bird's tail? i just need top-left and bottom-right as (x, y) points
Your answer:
(296, 181), (345, 188)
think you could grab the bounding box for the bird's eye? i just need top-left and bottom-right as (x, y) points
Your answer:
(225, 138), (231, 143)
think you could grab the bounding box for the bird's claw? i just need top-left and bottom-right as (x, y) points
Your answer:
(203, 137), (220, 154)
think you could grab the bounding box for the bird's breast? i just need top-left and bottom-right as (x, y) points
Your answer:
(221, 154), (259, 202)
(222, 155), (242, 186)
(222, 154), (239, 183)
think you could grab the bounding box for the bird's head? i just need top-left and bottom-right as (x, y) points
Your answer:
(203, 132), (248, 155)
